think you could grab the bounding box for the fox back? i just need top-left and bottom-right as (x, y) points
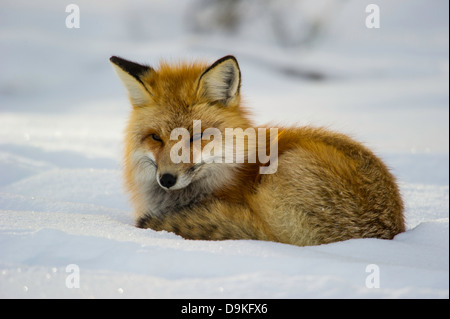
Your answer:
(111, 55), (405, 246)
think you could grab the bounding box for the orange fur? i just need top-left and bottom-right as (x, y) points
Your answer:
(111, 55), (405, 246)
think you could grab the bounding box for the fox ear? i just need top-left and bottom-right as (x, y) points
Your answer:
(110, 56), (154, 107)
(197, 55), (241, 106)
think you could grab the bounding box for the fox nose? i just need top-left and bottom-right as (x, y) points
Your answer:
(159, 173), (177, 189)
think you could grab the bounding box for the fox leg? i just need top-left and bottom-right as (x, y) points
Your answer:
(136, 201), (276, 242)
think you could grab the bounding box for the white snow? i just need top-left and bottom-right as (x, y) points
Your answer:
(0, 0), (448, 299)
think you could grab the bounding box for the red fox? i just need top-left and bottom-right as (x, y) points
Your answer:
(110, 55), (405, 246)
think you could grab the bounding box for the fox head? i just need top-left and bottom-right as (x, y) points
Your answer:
(111, 55), (253, 195)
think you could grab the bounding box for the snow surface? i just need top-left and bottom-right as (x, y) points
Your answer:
(0, 0), (448, 298)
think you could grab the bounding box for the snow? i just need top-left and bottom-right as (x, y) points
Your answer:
(0, 0), (448, 299)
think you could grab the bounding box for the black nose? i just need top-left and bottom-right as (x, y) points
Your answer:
(159, 173), (177, 189)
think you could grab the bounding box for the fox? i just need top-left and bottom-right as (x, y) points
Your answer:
(110, 54), (405, 247)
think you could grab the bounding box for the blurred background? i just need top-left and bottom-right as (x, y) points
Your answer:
(1, 1), (448, 299)
(0, 0), (449, 185)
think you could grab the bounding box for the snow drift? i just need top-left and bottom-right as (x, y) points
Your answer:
(0, 0), (448, 298)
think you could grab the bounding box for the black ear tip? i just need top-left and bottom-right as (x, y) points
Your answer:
(218, 55), (238, 65)
(205, 55), (240, 74)
(109, 56), (152, 80)
(110, 56), (123, 65)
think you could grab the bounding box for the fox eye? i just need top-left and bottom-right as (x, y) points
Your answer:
(151, 134), (162, 142)
(190, 132), (203, 143)
(142, 133), (162, 143)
